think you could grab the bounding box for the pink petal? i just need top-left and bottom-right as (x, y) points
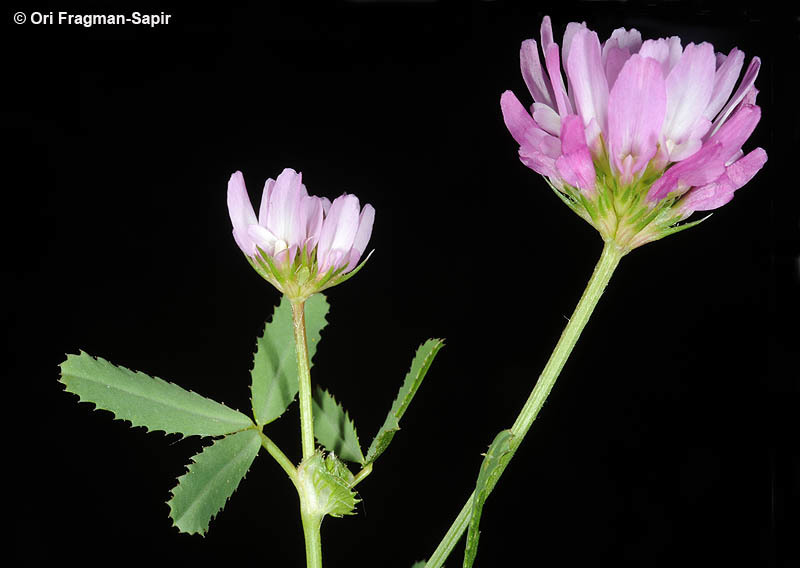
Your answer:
(227, 171), (258, 255)
(500, 90), (541, 146)
(566, 28), (609, 141)
(604, 46), (631, 88)
(638, 37), (682, 77)
(647, 141), (726, 201)
(561, 21), (588, 70)
(247, 224), (280, 256)
(303, 196), (326, 252)
(265, 168), (310, 249)
(601, 27), (642, 63)
(540, 15), (554, 54)
(678, 179), (734, 213)
(666, 123), (706, 162)
(704, 47), (745, 121)
(344, 203), (375, 271)
(555, 115), (597, 194)
(662, 42), (716, 155)
(518, 149), (560, 180)
(607, 55), (667, 184)
(532, 102), (561, 136)
(521, 39), (555, 107)
(710, 56), (760, 136)
(726, 147), (767, 187)
(352, 204), (375, 257)
(258, 178), (276, 226)
(318, 194), (361, 272)
(501, 91), (561, 178)
(678, 147), (766, 214)
(320, 197), (332, 216)
(544, 43), (573, 117)
(708, 103), (761, 163)
(742, 86), (759, 106)
(602, 29), (641, 87)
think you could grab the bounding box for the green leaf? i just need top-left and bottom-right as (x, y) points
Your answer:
(365, 338), (444, 465)
(60, 352), (254, 437)
(251, 293), (329, 426)
(463, 429), (515, 568)
(313, 387), (364, 464)
(411, 562), (427, 568)
(168, 429), (261, 535)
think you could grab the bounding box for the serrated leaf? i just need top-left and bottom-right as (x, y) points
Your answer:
(168, 429), (261, 535)
(251, 293), (329, 426)
(365, 338), (444, 465)
(463, 429), (515, 568)
(312, 387), (364, 464)
(60, 352), (254, 437)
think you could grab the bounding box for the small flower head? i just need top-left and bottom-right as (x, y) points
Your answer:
(502, 16), (767, 252)
(227, 168), (375, 300)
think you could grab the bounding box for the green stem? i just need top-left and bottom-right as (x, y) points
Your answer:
(300, 510), (324, 568)
(425, 241), (625, 568)
(258, 431), (298, 486)
(351, 463), (373, 488)
(291, 300), (316, 460)
(291, 299), (324, 568)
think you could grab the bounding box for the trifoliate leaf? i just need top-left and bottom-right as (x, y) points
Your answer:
(365, 338), (444, 465)
(59, 352), (254, 437)
(313, 387), (365, 464)
(168, 429), (261, 535)
(251, 293), (329, 426)
(463, 429), (515, 568)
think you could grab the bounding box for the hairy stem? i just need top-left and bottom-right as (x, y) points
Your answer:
(300, 509), (324, 568)
(291, 299), (324, 567)
(425, 241), (625, 567)
(292, 300), (316, 460)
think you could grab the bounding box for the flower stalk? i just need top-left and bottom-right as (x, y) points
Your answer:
(291, 298), (325, 568)
(425, 240), (625, 568)
(292, 300), (316, 461)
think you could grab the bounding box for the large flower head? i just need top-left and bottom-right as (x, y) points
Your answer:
(227, 168), (375, 300)
(502, 16), (767, 251)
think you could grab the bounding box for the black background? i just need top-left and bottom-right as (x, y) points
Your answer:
(6, 1), (798, 566)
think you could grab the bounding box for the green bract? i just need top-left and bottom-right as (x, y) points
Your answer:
(550, 166), (708, 253)
(247, 245), (373, 302)
(297, 451), (359, 520)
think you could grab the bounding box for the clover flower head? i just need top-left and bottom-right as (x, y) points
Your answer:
(227, 168), (375, 300)
(502, 16), (767, 251)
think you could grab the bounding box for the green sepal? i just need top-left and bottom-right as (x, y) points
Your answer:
(297, 451), (359, 519)
(365, 338), (444, 465)
(59, 352), (254, 437)
(250, 293), (329, 426)
(653, 213), (712, 241)
(168, 429), (261, 535)
(312, 387), (365, 464)
(318, 250), (374, 293)
(463, 429), (515, 568)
